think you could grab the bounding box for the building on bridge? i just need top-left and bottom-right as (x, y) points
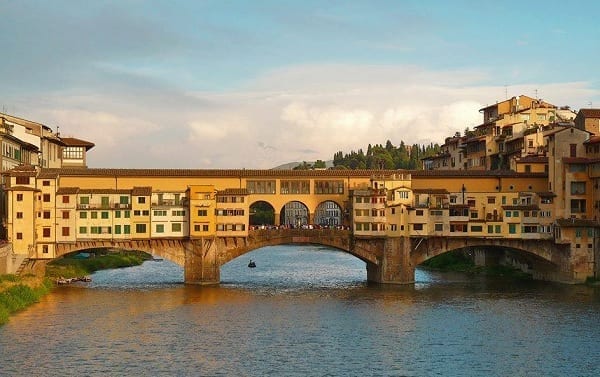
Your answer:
(2, 104), (600, 281)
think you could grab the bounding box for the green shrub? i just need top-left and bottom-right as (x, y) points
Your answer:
(0, 279), (52, 326)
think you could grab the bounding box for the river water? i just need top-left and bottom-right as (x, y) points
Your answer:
(1, 245), (599, 377)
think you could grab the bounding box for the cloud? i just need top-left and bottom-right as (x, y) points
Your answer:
(5, 64), (600, 169)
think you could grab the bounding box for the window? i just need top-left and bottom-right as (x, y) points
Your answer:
(16, 193), (23, 201)
(198, 210), (207, 216)
(43, 194), (50, 202)
(62, 211), (69, 219)
(79, 227), (87, 234)
(80, 212), (87, 219)
(156, 224), (164, 233)
(115, 225), (121, 234)
(62, 196), (70, 204)
(43, 228), (51, 237)
(16, 176), (30, 185)
(487, 197), (496, 204)
(203, 225), (209, 231)
(115, 211), (121, 218)
(509, 224), (516, 234)
(138, 197), (146, 204)
(135, 224), (147, 233)
(413, 224), (423, 231)
(91, 212), (98, 219)
(16, 212), (23, 219)
(119, 196), (129, 205)
(470, 226), (483, 232)
(42, 180), (50, 186)
(571, 199), (586, 213)
(246, 180), (276, 194)
(172, 223), (182, 232)
(16, 232), (23, 240)
(280, 180), (310, 194)
(124, 225), (131, 234)
(571, 181), (586, 195)
(570, 144), (577, 158)
(124, 211), (131, 218)
(101, 212), (109, 219)
(80, 196), (89, 205)
(62, 227), (70, 237)
(43, 211), (51, 219)
(42, 245), (49, 254)
(434, 223), (443, 232)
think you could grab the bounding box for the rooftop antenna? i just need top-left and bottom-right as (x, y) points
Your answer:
(589, 101), (593, 108)
(535, 89), (539, 100)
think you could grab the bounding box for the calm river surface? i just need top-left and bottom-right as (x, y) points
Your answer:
(1, 245), (600, 376)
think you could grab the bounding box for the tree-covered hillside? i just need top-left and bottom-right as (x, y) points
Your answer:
(332, 140), (440, 170)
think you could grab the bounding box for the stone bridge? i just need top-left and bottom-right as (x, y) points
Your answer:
(49, 230), (576, 284)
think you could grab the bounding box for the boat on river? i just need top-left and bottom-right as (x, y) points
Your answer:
(248, 260), (256, 268)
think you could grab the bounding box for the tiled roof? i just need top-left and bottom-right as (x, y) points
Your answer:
(56, 187), (79, 195)
(39, 168), (408, 178)
(577, 109), (600, 118)
(584, 135), (600, 144)
(131, 186), (152, 196)
(217, 188), (249, 195)
(516, 156), (548, 163)
(4, 185), (40, 192)
(412, 188), (449, 194)
(562, 157), (600, 164)
(556, 218), (600, 228)
(502, 205), (539, 210)
(78, 188), (132, 194)
(412, 169), (547, 178)
(60, 137), (95, 150)
(536, 192), (556, 197)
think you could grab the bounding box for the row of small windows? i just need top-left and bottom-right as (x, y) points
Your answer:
(247, 180), (345, 195)
(354, 197), (385, 204)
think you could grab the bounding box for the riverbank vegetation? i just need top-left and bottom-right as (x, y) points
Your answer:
(0, 274), (53, 325)
(421, 251), (533, 280)
(45, 250), (151, 279)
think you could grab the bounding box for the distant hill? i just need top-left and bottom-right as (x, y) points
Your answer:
(272, 160), (334, 170)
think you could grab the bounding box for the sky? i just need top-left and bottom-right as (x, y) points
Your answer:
(1, 0), (599, 169)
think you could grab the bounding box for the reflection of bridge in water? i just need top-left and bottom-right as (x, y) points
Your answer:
(53, 229), (573, 284)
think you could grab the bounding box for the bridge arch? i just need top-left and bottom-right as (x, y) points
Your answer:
(54, 239), (188, 267)
(313, 200), (344, 227)
(280, 200), (309, 227)
(411, 237), (571, 281)
(249, 200), (276, 226)
(214, 229), (378, 267)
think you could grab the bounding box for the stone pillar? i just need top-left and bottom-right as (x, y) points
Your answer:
(184, 238), (220, 284)
(366, 237), (414, 284)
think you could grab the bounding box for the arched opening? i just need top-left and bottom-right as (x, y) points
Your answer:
(314, 200), (343, 227)
(220, 244), (367, 289)
(280, 201), (309, 228)
(249, 201), (275, 226)
(46, 247), (155, 279)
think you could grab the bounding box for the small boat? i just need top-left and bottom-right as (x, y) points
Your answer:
(248, 260), (256, 268)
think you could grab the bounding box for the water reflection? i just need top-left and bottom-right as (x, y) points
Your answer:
(1, 245), (599, 377)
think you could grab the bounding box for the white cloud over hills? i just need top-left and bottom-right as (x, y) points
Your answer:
(14, 65), (600, 169)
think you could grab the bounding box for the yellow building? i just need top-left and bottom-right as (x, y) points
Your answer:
(188, 185), (217, 238)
